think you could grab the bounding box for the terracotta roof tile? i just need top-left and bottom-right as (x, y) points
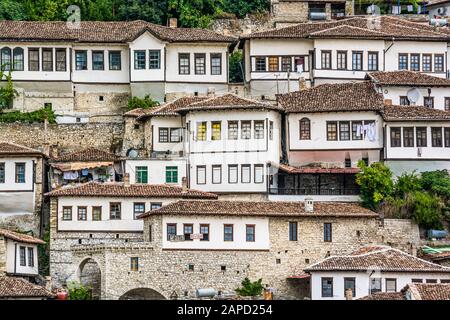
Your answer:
(277, 82), (384, 113)
(139, 200), (378, 219)
(54, 148), (119, 162)
(381, 105), (450, 121)
(138, 96), (209, 119)
(0, 277), (54, 298)
(304, 246), (450, 273)
(368, 71), (450, 86)
(0, 142), (43, 157)
(409, 283), (450, 300)
(0, 228), (45, 244)
(45, 182), (218, 199)
(278, 164), (360, 174)
(358, 292), (405, 300)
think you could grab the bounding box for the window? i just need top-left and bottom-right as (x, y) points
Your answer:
(324, 223), (332, 242)
(110, 203), (121, 220)
(368, 52), (378, 71)
(326, 121), (338, 141)
(212, 165), (222, 184)
(241, 121), (251, 139)
(254, 121), (264, 139)
(416, 127), (427, 147)
(255, 57), (266, 72)
(134, 50), (146, 70)
(135, 166), (148, 184)
(228, 165), (238, 184)
(170, 128), (182, 143)
(92, 51), (104, 70)
(352, 121), (363, 140)
(183, 224), (193, 241)
(196, 122), (207, 141)
(159, 127), (169, 143)
(321, 51), (331, 69)
(426, 279), (438, 284)
(424, 97), (434, 108)
(28, 48), (39, 71)
(62, 206), (72, 221)
(339, 121), (350, 141)
(150, 203), (162, 211)
(15, 163), (25, 183)
(224, 224), (233, 241)
(268, 56), (279, 72)
(77, 206), (87, 221)
(210, 53), (222, 75)
(399, 54), (408, 70)
(254, 164), (264, 184)
(289, 222), (298, 241)
(211, 121), (222, 140)
(0, 47), (11, 71)
(0, 163), (4, 183)
(75, 50), (87, 70)
(12, 48), (24, 71)
(197, 166), (206, 184)
(19, 246), (26, 266)
(400, 96), (410, 106)
(42, 48), (53, 71)
(55, 48), (66, 71)
(149, 50), (160, 69)
(92, 206), (102, 221)
(432, 127), (442, 147)
(440, 279), (450, 284)
(411, 279), (423, 283)
(352, 51), (363, 70)
(241, 165), (251, 183)
(200, 224), (209, 241)
(370, 278), (382, 294)
(445, 98), (450, 112)
(246, 225), (255, 242)
(403, 127), (414, 147)
(445, 128), (450, 148)
(422, 54), (432, 72)
(390, 127), (401, 147)
(109, 51), (121, 70)
(321, 278), (333, 298)
(386, 279), (397, 292)
(179, 53), (190, 74)
(410, 54), (420, 71)
(194, 53), (206, 74)
(281, 56), (291, 72)
(337, 51), (347, 70)
(166, 166), (178, 184)
(27, 248), (34, 267)
(228, 121), (238, 140)
(344, 278), (356, 297)
(133, 203), (145, 220)
(269, 121), (274, 140)
(167, 224), (177, 241)
(434, 54), (444, 72)
(130, 257), (139, 271)
(294, 56), (305, 72)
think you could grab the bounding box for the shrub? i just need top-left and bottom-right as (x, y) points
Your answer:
(394, 171), (422, 199)
(235, 278), (263, 297)
(408, 191), (443, 230)
(0, 69), (18, 109)
(356, 161), (394, 210)
(0, 105), (56, 123)
(127, 95), (159, 111)
(420, 170), (450, 200)
(67, 281), (92, 300)
(229, 50), (244, 83)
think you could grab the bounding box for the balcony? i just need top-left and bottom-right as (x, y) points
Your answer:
(269, 187), (360, 196)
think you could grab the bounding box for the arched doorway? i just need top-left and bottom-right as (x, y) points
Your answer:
(119, 288), (166, 300)
(78, 258), (102, 300)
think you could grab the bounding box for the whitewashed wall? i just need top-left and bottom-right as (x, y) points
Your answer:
(129, 32), (166, 82)
(5, 240), (39, 276)
(382, 86), (450, 110)
(124, 159), (187, 186)
(151, 116), (185, 154)
(0, 157), (36, 191)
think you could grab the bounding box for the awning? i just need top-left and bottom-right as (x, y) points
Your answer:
(278, 164), (360, 174)
(51, 161), (113, 172)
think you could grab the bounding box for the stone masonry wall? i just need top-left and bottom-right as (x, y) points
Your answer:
(0, 237), (6, 274)
(378, 219), (421, 255)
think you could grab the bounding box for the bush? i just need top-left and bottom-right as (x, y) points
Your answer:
(67, 281), (92, 300)
(127, 95), (159, 111)
(0, 69), (18, 109)
(394, 171), (422, 199)
(0, 106), (56, 123)
(356, 161), (394, 210)
(235, 278), (263, 297)
(408, 191), (443, 230)
(229, 50), (244, 83)
(420, 170), (450, 200)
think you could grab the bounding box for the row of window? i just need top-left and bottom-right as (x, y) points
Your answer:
(178, 53), (222, 75)
(196, 164), (265, 185)
(61, 202), (162, 221)
(166, 223), (256, 242)
(19, 246), (34, 267)
(252, 56), (307, 73)
(75, 50), (122, 71)
(324, 120), (376, 141)
(390, 127), (450, 148)
(289, 222), (333, 242)
(159, 127), (182, 143)
(133, 50), (161, 70)
(0, 47), (67, 72)
(321, 50), (379, 71)
(400, 96), (450, 111)
(399, 53), (445, 72)
(135, 166), (178, 184)
(195, 120), (273, 141)
(0, 162), (26, 184)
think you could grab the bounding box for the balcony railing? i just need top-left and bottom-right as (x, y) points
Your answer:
(269, 187), (360, 196)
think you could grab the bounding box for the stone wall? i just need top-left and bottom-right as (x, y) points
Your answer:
(378, 219), (421, 255)
(0, 237), (6, 274)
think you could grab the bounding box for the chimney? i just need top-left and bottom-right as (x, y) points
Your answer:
(299, 77), (307, 90)
(169, 18), (178, 28)
(123, 173), (130, 187)
(181, 177), (188, 193)
(305, 198), (314, 212)
(384, 99), (392, 106)
(345, 288), (353, 300)
(44, 276), (53, 292)
(207, 87), (216, 98)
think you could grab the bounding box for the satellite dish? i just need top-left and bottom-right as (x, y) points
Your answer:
(127, 149), (139, 158)
(406, 88), (421, 105)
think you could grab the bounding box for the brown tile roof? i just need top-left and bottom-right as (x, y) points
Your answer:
(367, 71), (450, 87)
(409, 283), (450, 300)
(0, 20), (236, 43)
(176, 93), (284, 113)
(45, 182), (218, 199)
(278, 164), (360, 174)
(243, 16), (449, 41)
(277, 82), (384, 113)
(0, 142), (43, 157)
(358, 292), (406, 300)
(427, 0), (450, 7)
(0, 228), (45, 245)
(304, 246), (450, 273)
(53, 148), (120, 162)
(139, 200), (378, 219)
(381, 105), (450, 122)
(123, 108), (149, 118)
(0, 277), (54, 298)
(137, 96), (209, 119)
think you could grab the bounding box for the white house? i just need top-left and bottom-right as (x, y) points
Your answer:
(305, 245), (450, 300)
(0, 228), (45, 277)
(360, 283), (450, 300)
(241, 16), (449, 98)
(427, 0), (450, 18)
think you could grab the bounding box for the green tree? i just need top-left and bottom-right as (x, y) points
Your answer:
(408, 191), (443, 229)
(235, 278), (263, 297)
(67, 281), (92, 300)
(394, 171), (421, 199)
(0, 0), (27, 20)
(127, 94), (159, 111)
(0, 70), (18, 110)
(221, 0), (269, 18)
(229, 50), (244, 83)
(356, 161), (394, 210)
(168, 0), (221, 28)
